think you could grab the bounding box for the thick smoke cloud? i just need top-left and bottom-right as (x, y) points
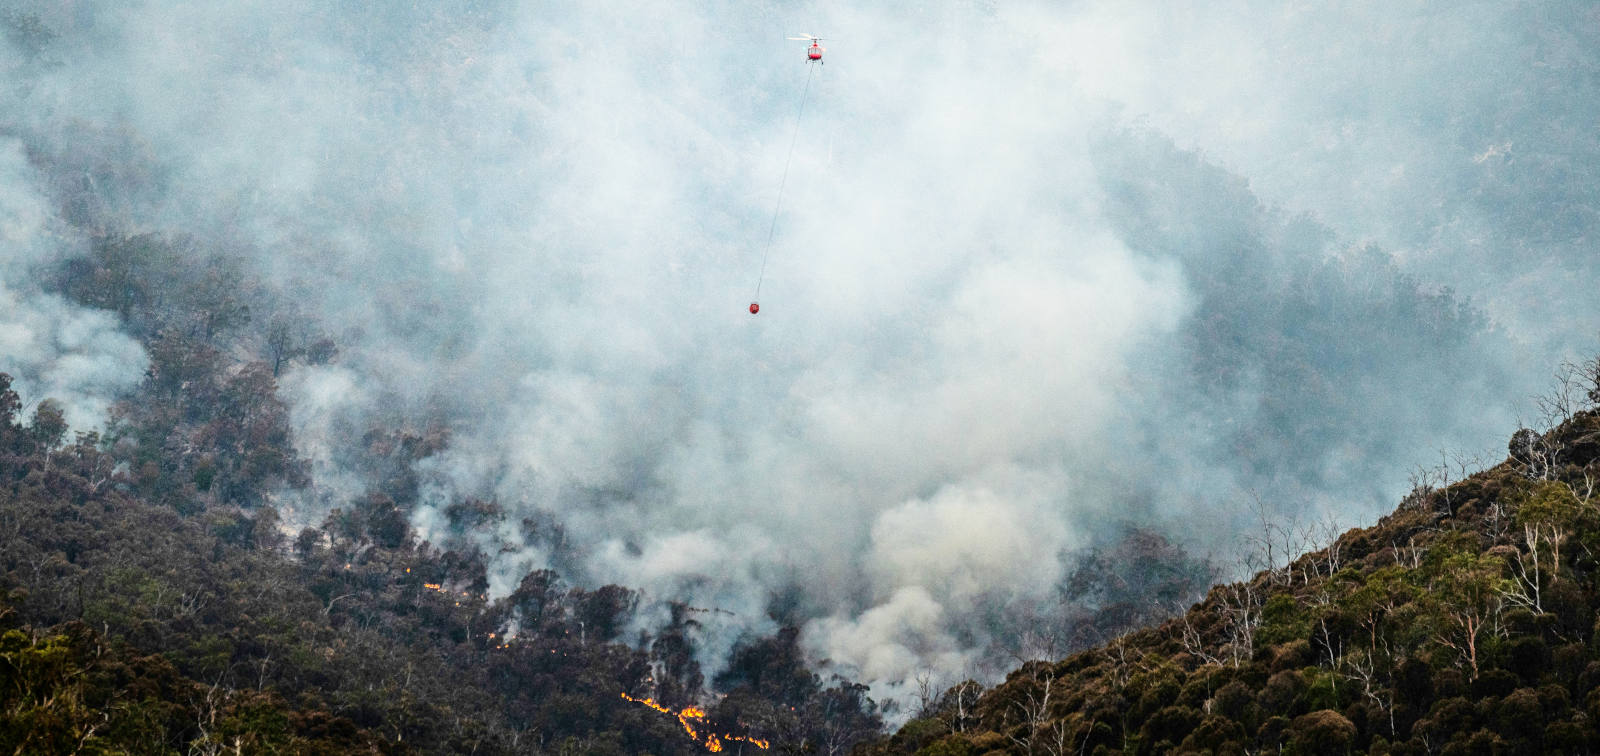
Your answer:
(0, 137), (146, 429)
(3, 0), (1595, 706)
(1031, 1), (1600, 344)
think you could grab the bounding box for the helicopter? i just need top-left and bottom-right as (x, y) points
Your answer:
(788, 34), (826, 64)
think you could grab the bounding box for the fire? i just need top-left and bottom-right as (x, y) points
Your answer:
(619, 693), (769, 752)
(418, 583), (485, 600)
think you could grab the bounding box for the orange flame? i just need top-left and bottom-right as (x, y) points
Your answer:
(619, 693), (769, 752)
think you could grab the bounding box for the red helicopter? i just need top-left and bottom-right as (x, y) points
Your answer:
(788, 34), (826, 64)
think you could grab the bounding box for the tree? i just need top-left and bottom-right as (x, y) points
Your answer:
(1004, 665), (1056, 755)
(572, 585), (637, 645)
(1286, 709), (1356, 756)
(28, 401), (68, 451)
(1502, 482), (1579, 613)
(0, 374), (20, 427)
(933, 680), (984, 735)
(262, 312), (333, 377)
(1341, 565), (1413, 657)
(1426, 541), (1504, 680)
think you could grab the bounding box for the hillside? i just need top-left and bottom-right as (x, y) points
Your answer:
(865, 375), (1600, 755)
(6, 5), (1600, 755)
(4, 231), (1597, 756)
(0, 371), (885, 755)
(0, 234), (884, 754)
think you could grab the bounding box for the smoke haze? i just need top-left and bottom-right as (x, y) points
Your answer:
(3, 0), (1596, 704)
(0, 137), (146, 428)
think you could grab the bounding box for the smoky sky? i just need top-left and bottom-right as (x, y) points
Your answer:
(3, 0), (1597, 704)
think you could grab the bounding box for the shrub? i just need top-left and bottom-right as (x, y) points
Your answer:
(1258, 670), (1307, 714)
(1139, 705), (1202, 745)
(1179, 714), (1246, 752)
(1494, 688), (1543, 742)
(1286, 709), (1356, 755)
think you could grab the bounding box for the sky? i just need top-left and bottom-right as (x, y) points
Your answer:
(2, 0), (1598, 706)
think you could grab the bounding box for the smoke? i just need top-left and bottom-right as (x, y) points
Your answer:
(4, 0), (1596, 710)
(1024, 1), (1600, 344)
(0, 137), (146, 429)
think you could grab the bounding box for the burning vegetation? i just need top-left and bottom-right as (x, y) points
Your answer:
(620, 692), (770, 752)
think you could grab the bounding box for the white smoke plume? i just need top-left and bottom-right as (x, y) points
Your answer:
(3, 0), (1596, 711)
(0, 137), (146, 429)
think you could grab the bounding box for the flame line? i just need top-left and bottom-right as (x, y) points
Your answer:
(620, 693), (769, 751)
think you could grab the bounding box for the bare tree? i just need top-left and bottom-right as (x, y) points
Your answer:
(1484, 499), (1511, 541)
(1502, 546), (1545, 613)
(1503, 482), (1577, 613)
(1042, 717), (1076, 756)
(1390, 536), (1425, 570)
(1220, 579), (1262, 667)
(1303, 513), (1346, 580)
(1103, 632), (1150, 693)
(262, 309), (335, 377)
(1571, 467), (1598, 505)
(1242, 493), (1310, 587)
(912, 668), (940, 720)
(1006, 667), (1055, 756)
(936, 680), (984, 735)
(1511, 356), (1600, 482)
(1404, 460), (1451, 513)
(1178, 609), (1222, 667)
(1315, 614), (1345, 677)
(1344, 651), (1396, 737)
(1582, 353), (1600, 408)
(1536, 356), (1599, 423)
(1011, 624), (1068, 666)
(186, 676), (232, 756)
(263, 314), (308, 378)
(1509, 426), (1562, 482)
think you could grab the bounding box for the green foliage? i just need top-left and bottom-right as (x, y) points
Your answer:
(1285, 709), (1356, 756)
(1512, 480), (1580, 530)
(1257, 593), (1311, 646)
(871, 374), (1600, 755)
(913, 734), (972, 756)
(1300, 669), (1345, 713)
(13, 161), (1600, 754)
(2, 366), (886, 755)
(0, 619), (395, 754)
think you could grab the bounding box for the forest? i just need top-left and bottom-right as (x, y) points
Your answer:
(8, 2), (1600, 755)
(863, 370), (1600, 754)
(0, 234), (888, 753)
(7, 227), (1600, 755)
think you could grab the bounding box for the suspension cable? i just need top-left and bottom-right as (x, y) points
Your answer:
(753, 62), (817, 302)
